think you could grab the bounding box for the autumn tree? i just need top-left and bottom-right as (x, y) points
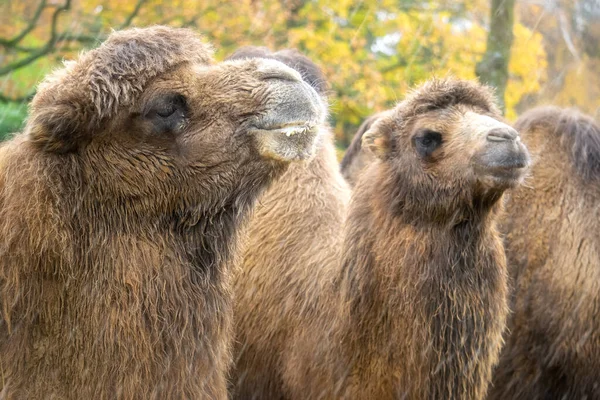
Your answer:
(0, 0), (550, 143)
(516, 0), (600, 118)
(476, 0), (516, 112)
(0, 0), (147, 101)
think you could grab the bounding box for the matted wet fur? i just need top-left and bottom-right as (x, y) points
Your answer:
(230, 76), (528, 399)
(0, 26), (324, 399)
(488, 106), (600, 400)
(336, 78), (528, 399)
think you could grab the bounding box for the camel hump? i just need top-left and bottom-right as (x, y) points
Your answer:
(516, 106), (600, 183)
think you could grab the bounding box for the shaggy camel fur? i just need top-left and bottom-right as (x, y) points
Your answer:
(231, 76), (529, 399)
(226, 46), (351, 400)
(488, 107), (600, 400)
(336, 79), (529, 399)
(0, 26), (325, 399)
(345, 106), (600, 399)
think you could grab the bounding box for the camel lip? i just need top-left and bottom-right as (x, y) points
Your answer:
(249, 121), (322, 162)
(474, 163), (529, 189)
(249, 122), (318, 137)
(483, 160), (530, 171)
(474, 141), (531, 179)
(488, 166), (527, 178)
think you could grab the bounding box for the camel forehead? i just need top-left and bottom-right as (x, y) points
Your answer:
(29, 26), (216, 136)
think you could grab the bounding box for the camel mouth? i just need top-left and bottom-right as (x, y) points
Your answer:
(478, 154), (530, 171)
(249, 122), (321, 162)
(474, 138), (530, 186)
(474, 161), (530, 189)
(484, 165), (528, 179)
(250, 122), (317, 137)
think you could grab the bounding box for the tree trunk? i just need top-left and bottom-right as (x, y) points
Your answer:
(476, 0), (516, 113)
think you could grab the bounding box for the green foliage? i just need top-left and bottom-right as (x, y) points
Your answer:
(0, 102), (27, 141)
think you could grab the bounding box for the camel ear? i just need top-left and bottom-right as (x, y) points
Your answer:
(362, 127), (390, 159)
(28, 101), (90, 154)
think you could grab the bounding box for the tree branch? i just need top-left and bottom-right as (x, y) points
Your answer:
(558, 10), (581, 63)
(0, 0), (72, 76)
(0, 0), (146, 78)
(181, 12), (210, 28)
(60, 33), (104, 44)
(0, 0), (48, 48)
(118, 0), (147, 29)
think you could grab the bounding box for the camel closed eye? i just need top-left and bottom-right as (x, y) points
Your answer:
(414, 129), (442, 158)
(145, 93), (188, 133)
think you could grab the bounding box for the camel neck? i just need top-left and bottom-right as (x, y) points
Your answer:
(336, 164), (508, 399)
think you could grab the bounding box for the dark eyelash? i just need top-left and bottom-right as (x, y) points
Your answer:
(156, 105), (176, 118)
(420, 137), (432, 146)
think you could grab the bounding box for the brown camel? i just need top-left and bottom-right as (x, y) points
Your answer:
(226, 46), (351, 400)
(336, 78), (529, 399)
(344, 106), (600, 399)
(0, 26), (325, 399)
(488, 106), (600, 400)
(231, 74), (529, 398)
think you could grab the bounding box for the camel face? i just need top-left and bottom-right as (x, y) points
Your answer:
(25, 27), (326, 216)
(362, 85), (530, 197)
(95, 57), (324, 168)
(166, 58), (325, 165)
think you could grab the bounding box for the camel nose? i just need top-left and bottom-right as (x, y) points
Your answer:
(487, 126), (518, 142)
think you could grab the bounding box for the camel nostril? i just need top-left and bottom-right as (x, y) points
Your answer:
(487, 127), (518, 142)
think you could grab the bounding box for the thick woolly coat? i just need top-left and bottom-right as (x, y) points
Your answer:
(0, 27), (322, 399)
(233, 78), (516, 399)
(489, 107), (600, 400)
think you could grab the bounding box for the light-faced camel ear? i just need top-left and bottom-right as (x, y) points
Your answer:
(362, 126), (391, 159)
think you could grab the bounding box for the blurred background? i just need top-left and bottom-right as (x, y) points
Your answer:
(1, 0), (598, 152)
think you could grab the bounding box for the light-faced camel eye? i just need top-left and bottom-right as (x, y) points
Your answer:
(413, 129), (443, 158)
(144, 93), (188, 134)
